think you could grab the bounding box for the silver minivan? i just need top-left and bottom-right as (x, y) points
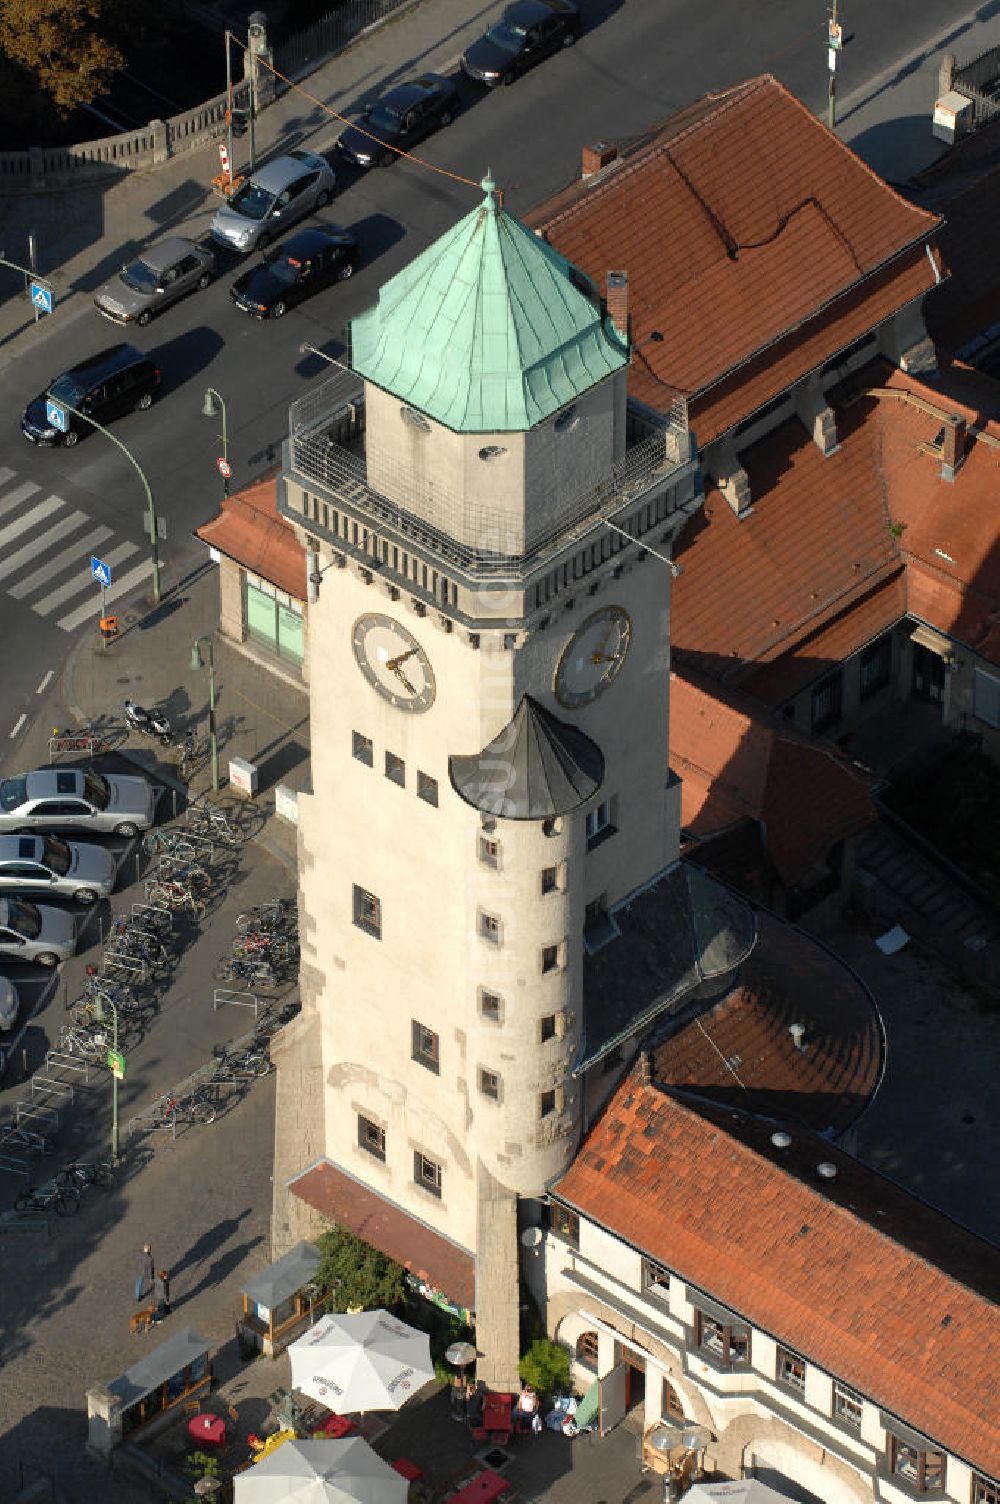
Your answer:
(210, 149), (337, 253)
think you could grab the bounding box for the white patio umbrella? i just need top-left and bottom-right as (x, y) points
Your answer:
(234, 1438), (406, 1504)
(288, 1309), (433, 1413)
(684, 1481), (801, 1504)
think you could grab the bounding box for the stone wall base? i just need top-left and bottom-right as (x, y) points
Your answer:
(270, 1008), (327, 1258)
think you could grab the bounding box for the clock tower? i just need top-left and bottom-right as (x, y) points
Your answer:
(273, 175), (700, 1381)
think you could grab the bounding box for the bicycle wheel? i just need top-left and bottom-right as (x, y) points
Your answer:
(192, 1097), (217, 1126)
(55, 1188), (81, 1216)
(92, 1162), (116, 1187)
(14, 1191), (35, 1213)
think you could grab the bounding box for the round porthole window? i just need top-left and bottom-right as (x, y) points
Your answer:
(554, 405), (579, 433)
(478, 444), (508, 461)
(400, 405), (431, 433)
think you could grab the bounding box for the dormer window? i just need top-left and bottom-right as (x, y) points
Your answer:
(478, 444), (507, 461)
(401, 405), (431, 433)
(554, 405), (579, 433)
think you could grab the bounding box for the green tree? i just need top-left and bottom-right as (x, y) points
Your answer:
(316, 1224), (407, 1314)
(0, 0), (123, 114)
(518, 1337), (571, 1399)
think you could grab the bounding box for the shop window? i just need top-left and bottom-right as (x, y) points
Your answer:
(411, 1020), (439, 1073)
(860, 635), (892, 700)
(695, 1309), (750, 1368)
(810, 670), (842, 732)
(776, 1346), (806, 1392)
(357, 1114), (385, 1161)
(833, 1380), (863, 1430)
(550, 1204), (579, 1248)
(245, 581), (304, 666)
(352, 885), (381, 939)
(575, 1330), (599, 1371)
(888, 1436), (945, 1493)
(414, 1150), (442, 1197)
(352, 731), (373, 766)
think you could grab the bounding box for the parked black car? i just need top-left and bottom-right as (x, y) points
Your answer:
(21, 344), (161, 447)
(336, 74), (459, 167)
(462, 0), (580, 86)
(230, 224), (359, 319)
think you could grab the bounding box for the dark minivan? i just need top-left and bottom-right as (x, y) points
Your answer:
(21, 343), (161, 447)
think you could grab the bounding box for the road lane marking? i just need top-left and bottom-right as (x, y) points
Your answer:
(7, 523), (112, 597)
(57, 556), (153, 631)
(0, 480), (41, 518)
(0, 510), (89, 586)
(0, 467), (15, 489)
(10, 715), (26, 738)
(0, 495), (65, 551)
(36, 671), (54, 694)
(33, 540), (139, 616)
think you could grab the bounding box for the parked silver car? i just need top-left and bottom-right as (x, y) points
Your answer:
(210, 149), (336, 253)
(0, 835), (116, 905)
(0, 769), (156, 838)
(0, 975), (17, 1031)
(0, 897), (76, 968)
(94, 237), (216, 326)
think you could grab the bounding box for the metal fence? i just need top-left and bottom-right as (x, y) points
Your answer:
(954, 43), (1000, 126)
(273, 0), (411, 80)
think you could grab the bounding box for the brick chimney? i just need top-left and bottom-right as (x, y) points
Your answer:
(606, 270), (629, 341)
(941, 413), (967, 481)
(582, 141), (618, 178)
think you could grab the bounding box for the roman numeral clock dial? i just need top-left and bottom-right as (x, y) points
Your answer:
(352, 613), (436, 712)
(554, 605), (631, 708)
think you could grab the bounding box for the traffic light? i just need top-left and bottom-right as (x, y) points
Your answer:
(226, 108), (248, 138)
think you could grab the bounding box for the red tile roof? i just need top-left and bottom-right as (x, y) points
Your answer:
(671, 670), (876, 883)
(555, 1078), (1000, 1475)
(195, 473), (306, 601)
(528, 75), (942, 441)
(289, 1159), (475, 1311)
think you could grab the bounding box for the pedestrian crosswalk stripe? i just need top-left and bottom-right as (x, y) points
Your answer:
(0, 467), (16, 490)
(0, 517), (90, 586)
(57, 557), (154, 632)
(0, 480), (41, 518)
(0, 494), (65, 551)
(33, 539), (139, 617)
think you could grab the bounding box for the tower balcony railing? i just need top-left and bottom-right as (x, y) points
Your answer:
(286, 370), (694, 581)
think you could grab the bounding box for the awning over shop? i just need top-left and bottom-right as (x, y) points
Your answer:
(242, 1241), (321, 1310)
(108, 1327), (211, 1407)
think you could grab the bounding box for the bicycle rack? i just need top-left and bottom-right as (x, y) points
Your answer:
(132, 901), (173, 932)
(213, 988), (262, 1018)
(47, 735), (96, 761)
(30, 1074), (74, 1105)
(16, 1101), (60, 1129)
(46, 1049), (95, 1083)
(101, 954), (147, 985)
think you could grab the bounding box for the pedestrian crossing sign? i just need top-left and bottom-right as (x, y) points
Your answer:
(30, 282), (53, 314)
(92, 555), (112, 587)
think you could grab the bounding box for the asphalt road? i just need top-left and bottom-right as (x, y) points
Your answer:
(0, 0), (964, 742)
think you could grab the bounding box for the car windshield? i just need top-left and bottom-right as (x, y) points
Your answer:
(486, 19), (526, 49)
(48, 372), (90, 405)
(120, 259), (159, 293)
(265, 254), (303, 286)
(83, 772), (110, 809)
(229, 179), (274, 221)
(367, 103), (403, 133)
(0, 777), (27, 813)
(6, 898), (40, 939)
(41, 837), (71, 875)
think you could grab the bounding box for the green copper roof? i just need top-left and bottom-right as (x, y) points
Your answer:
(350, 173), (629, 432)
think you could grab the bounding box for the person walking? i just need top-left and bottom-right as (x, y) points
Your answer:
(134, 1243), (154, 1303)
(153, 1269), (171, 1322)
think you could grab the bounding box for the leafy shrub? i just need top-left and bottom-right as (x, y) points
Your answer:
(518, 1337), (571, 1399)
(316, 1224), (406, 1314)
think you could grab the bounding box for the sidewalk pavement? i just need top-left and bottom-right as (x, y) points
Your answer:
(0, 0), (498, 370)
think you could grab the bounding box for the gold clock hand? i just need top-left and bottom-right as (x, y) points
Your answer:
(392, 663), (417, 694)
(386, 648), (418, 671)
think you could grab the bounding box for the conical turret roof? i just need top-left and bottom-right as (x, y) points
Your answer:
(350, 173), (628, 432)
(449, 694), (605, 820)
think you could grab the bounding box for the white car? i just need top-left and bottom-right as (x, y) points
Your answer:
(210, 149), (337, 253)
(0, 835), (116, 905)
(0, 897), (76, 967)
(0, 768), (155, 838)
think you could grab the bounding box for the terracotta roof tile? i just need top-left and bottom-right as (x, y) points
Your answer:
(530, 75), (941, 438)
(671, 671), (876, 880)
(289, 1159), (475, 1311)
(195, 473), (306, 601)
(555, 1081), (1000, 1474)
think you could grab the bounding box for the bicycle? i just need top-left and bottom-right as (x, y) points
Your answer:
(15, 1180), (80, 1216)
(236, 900), (297, 936)
(215, 957), (277, 987)
(185, 804), (243, 846)
(146, 880), (206, 919)
(54, 1159), (116, 1190)
(144, 830), (200, 862)
(176, 735), (209, 782)
(59, 1023), (110, 1061)
(153, 1091), (217, 1127)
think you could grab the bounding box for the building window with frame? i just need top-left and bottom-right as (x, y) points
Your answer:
(550, 1204), (579, 1248)
(357, 1114), (385, 1161)
(411, 1020), (439, 1074)
(810, 669), (843, 733)
(479, 989), (503, 1023)
(973, 667), (1000, 728)
(540, 1013), (557, 1043)
(479, 835), (501, 869)
(973, 1476), (1000, 1504)
(641, 1257), (671, 1298)
(385, 750), (405, 787)
(662, 1379), (686, 1421)
(888, 1436), (944, 1493)
(540, 865), (559, 895)
(478, 1067), (500, 1101)
(575, 1330), (599, 1371)
(540, 1088), (557, 1117)
(776, 1346), (806, 1392)
(352, 731), (373, 766)
(832, 1381), (863, 1430)
(695, 1309), (750, 1368)
(585, 797), (616, 850)
(859, 635), (893, 701)
(417, 770), (438, 806)
(413, 1150), (442, 1197)
(541, 944), (560, 974)
(479, 911), (502, 947)
(352, 885), (381, 939)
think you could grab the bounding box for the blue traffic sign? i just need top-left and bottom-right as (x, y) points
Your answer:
(46, 399), (67, 433)
(30, 282), (53, 314)
(91, 556), (112, 588)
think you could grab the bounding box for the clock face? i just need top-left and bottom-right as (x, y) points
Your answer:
(352, 613), (436, 713)
(554, 605), (631, 708)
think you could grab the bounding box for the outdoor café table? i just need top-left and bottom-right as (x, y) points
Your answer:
(451, 1470), (511, 1503)
(312, 1412), (356, 1439)
(482, 1392), (513, 1439)
(187, 1412), (227, 1447)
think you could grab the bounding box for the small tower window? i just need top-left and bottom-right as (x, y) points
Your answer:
(554, 404), (579, 433)
(478, 444), (508, 462)
(400, 405), (431, 433)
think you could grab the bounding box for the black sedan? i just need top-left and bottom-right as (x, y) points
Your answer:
(462, 0), (580, 86)
(336, 74), (458, 168)
(229, 225), (358, 319)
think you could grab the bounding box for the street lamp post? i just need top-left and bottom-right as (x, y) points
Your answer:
(191, 635), (220, 792)
(202, 388), (230, 497)
(111, 999), (120, 1162)
(59, 401), (160, 604)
